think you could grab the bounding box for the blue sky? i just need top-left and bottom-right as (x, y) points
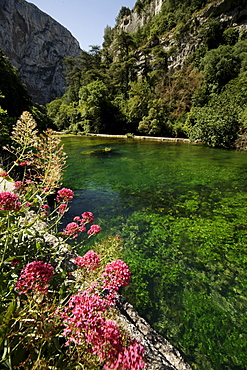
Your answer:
(29, 0), (136, 51)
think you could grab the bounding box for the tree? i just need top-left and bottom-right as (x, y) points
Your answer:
(77, 80), (112, 133)
(0, 50), (32, 118)
(200, 45), (241, 92)
(112, 32), (137, 97)
(103, 25), (114, 48)
(115, 7), (131, 24)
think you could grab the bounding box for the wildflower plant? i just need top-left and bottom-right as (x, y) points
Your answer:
(0, 112), (146, 369)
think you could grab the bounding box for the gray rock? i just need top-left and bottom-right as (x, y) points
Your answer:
(116, 295), (192, 370)
(0, 0), (81, 104)
(117, 0), (247, 73)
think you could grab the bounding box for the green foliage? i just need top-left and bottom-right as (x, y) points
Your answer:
(0, 50), (32, 118)
(188, 73), (247, 147)
(223, 27), (240, 46)
(199, 19), (224, 50)
(187, 104), (239, 148)
(115, 6), (131, 24)
(45, 1), (247, 147)
(200, 45), (241, 92)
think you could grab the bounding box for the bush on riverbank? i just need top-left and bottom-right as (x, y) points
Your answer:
(0, 112), (146, 369)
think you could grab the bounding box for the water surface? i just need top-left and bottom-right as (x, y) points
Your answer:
(61, 136), (247, 370)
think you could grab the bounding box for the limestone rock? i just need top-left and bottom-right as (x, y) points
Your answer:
(0, 0), (81, 104)
(116, 295), (192, 370)
(119, 0), (165, 34)
(118, 0), (247, 73)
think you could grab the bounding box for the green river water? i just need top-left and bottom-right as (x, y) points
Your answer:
(61, 136), (247, 370)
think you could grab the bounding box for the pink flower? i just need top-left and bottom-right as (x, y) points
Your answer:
(56, 187), (74, 202)
(14, 181), (23, 190)
(19, 161), (29, 166)
(58, 203), (67, 214)
(74, 250), (101, 271)
(0, 172), (8, 177)
(42, 187), (49, 192)
(25, 202), (32, 207)
(15, 261), (54, 295)
(104, 340), (146, 370)
(0, 192), (21, 211)
(81, 212), (94, 223)
(62, 222), (82, 239)
(87, 224), (101, 236)
(42, 204), (49, 210)
(103, 260), (130, 292)
(60, 289), (145, 369)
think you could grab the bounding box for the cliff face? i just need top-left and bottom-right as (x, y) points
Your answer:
(0, 0), (81, 104)
(118, 0), (247, 72)
(120, 0), (164, 33)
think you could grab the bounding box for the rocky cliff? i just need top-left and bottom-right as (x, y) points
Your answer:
(120, 0), (164, 33)
(0, 0), (81, 104)
(118, 0), (247, 72)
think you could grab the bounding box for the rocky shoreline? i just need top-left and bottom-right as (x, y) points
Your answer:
(87, 133), (191, 143)
(56, 132), (193, 144)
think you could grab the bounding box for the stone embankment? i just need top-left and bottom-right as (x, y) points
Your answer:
(86, 133), (190, 143)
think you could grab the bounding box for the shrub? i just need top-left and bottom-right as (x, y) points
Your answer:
(0, 112), (146, 369)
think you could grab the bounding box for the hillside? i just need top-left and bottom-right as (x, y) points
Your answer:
(47, 0), (247, 148)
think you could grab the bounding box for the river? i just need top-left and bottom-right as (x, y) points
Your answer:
(61, 135), (247, 370)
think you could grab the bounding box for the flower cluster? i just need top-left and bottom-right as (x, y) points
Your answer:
(56, 187), (74, 202)
(87, 224), (101, 236)
(58, 203), (67, 214)
(81, 211), (94, 223)
(15, 261), (55, 295)
(14, 181), (24, 190)
(74, 250), (101, 271)
(62, 211), (100, 239)
(0, 172), (8, 177)
(0, 191), (21, 211)
(103, 259), (131, 292)
(62, 221), (86, 239)
(60, 289), (145, 370)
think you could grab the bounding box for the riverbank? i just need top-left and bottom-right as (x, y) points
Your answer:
(90, 133), (191, 143)
(56, 131), (193, 143)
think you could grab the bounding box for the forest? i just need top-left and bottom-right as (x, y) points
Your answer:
(45, 0), (247, 149)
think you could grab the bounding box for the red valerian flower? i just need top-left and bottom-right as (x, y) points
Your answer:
(74, 250), (101, 271)
(14, 181), (24, 190)
(42, 204), (49, 210)
(62, 222), (85, 239)
(60, 288), (145, 369)
(56, 187), (74, 202)
(102, 259), (130, 292)
(58, 203), (67, 214)
(19, 161), (29, 166)
(15, 261), (54, 295)
(87, 224), (101, 236)
(81, 211), (94, 223)
(0, 192), (21, 211)
(0, 172), (8, 177)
